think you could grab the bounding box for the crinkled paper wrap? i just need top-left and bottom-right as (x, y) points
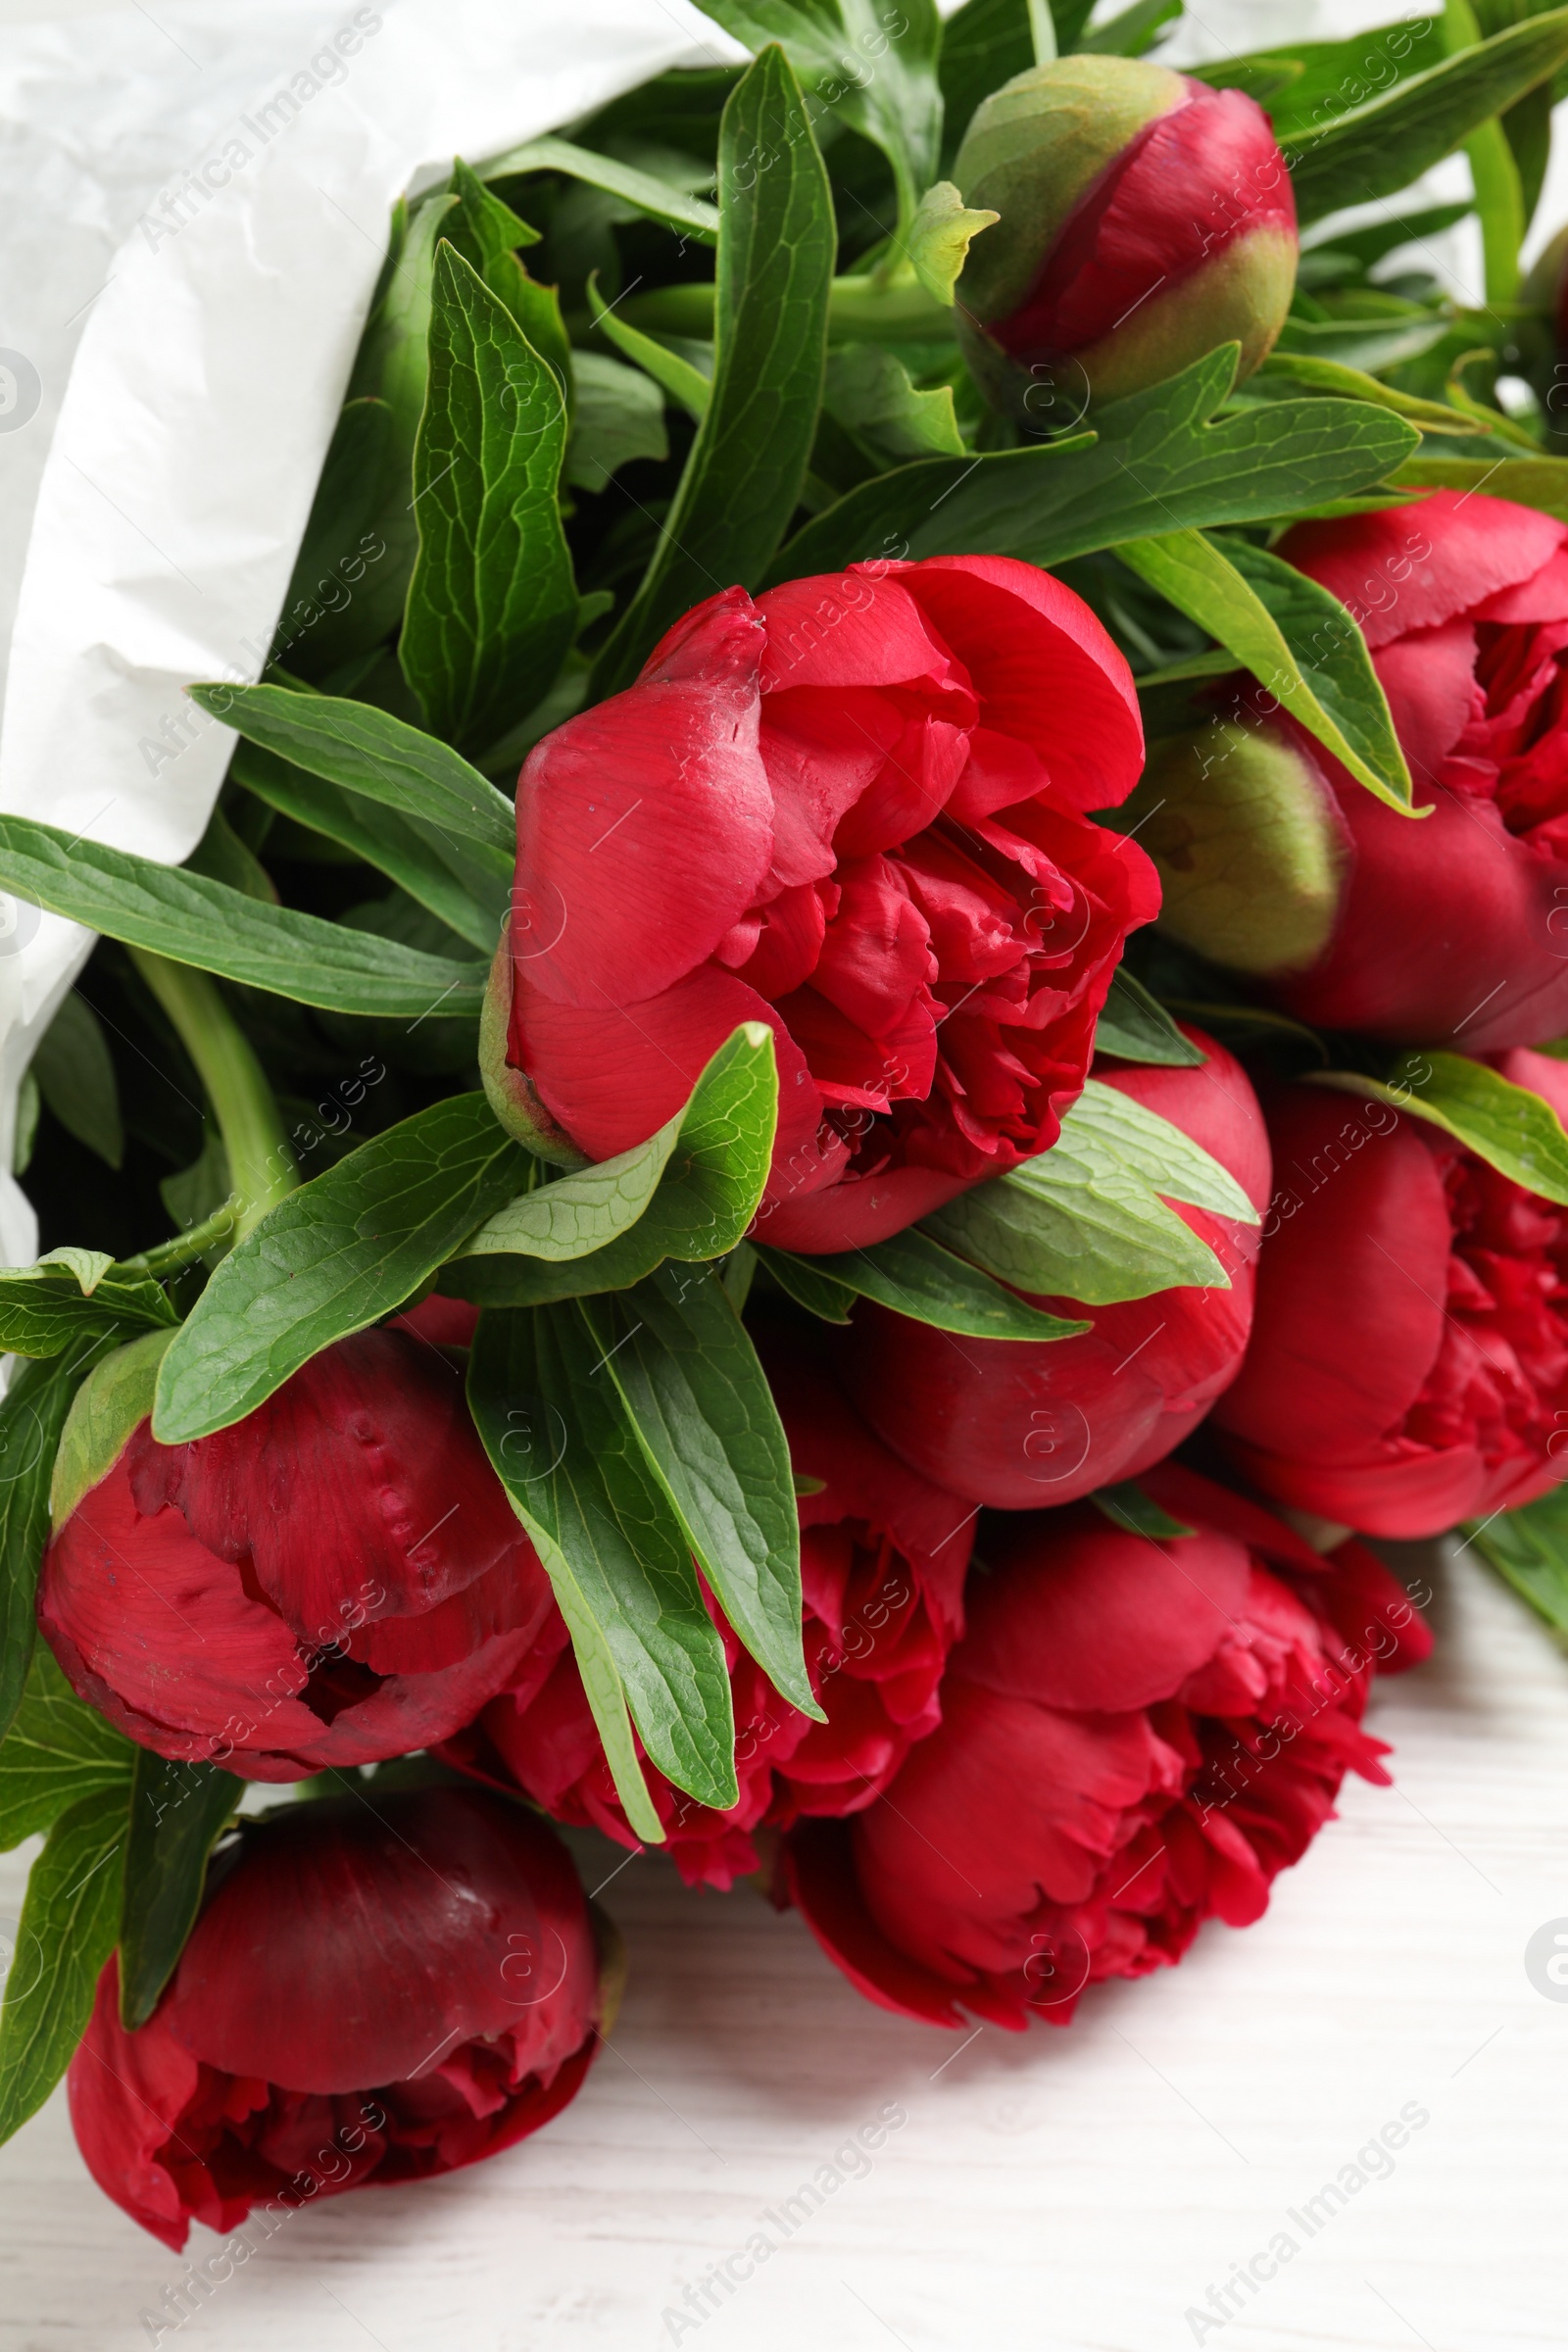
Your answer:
(0, 0), (745, 1262)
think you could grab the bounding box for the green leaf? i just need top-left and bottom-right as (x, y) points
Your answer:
(0, 1787), (127, 2146)
(344, 192), (461, 647)
(939, 0), (1033, 168)
(0, 1348), (108, 1744)
(399, 245), (577, 759)
(1279, 8), (1568, 227)
(117, 1755), (241, 2030)
(1463, 1484), (1568, 1629)
(688, 0), (942, 220)
(449, 155), (541, 261)
(448, 1022), (778, 1302)
(1252, 351), (1492, 438)
(767, 347), (1419, 581)
(581, 1266), (818, 1717)
(565, 351), (669, 491)
(274, 397), (405, 676)
(31, 994), (122, 1170)
(1184, 57), (1305, 103)
(230, 741), (504, 954)
(1094, 968), (1206, 1067)
(12, 1072), (36, 1177)
(185, 805), (277, 906)
(0, 1649), (134, 1853)
(0, 814), (486, 1022)
(755, 1246), (858, 1322)
(0, 1250), (174, 1359)
(467, 1306), (737, 1813)
(760, 1230), (1088, 1337)
(1272, 315), (1455, 378)
(1302, 199), (1473, 272)
(482, 134), (721, 243)
(924, 1078), (1257, 1307)
(49, 1327), (177, 1535)
(1077, 0), (1180, 55)
(1311, 1053), (1568, 1206)
(905, 180), (997, 305)
(1236, 23), (1443, 142)
(1116, 527), (1414, 812)
(590, 47), (835, 697)
(1092, 1480), (1195, 1540)
(191, 682), (514, 859)
(587, 271), (711, 421)
(1393, 452), (1568, 522)
(152, 1095), (528, 1444)
(822, 343), (966, 462)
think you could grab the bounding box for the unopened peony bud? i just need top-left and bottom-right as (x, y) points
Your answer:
(1121, 717), (1350, 977)
(953, 57), (1297, 420)
(69, 1788), (610, 2247)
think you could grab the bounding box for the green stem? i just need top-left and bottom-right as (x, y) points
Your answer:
(120, 1200), (245, 1278)
(129, 950), (298, 1244)
(620, 271), (956, 346)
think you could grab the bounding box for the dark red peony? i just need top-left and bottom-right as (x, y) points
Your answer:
(38, 1328), (555, 1780)
(497, 555), (1156, 1252)
(69, 1788), (608, 2248)
(839, 1025), (1269, 1506)
(1133, 491), (1568, 1051)
(1214, 1053), (1568, 1539)
(784, 1466), (1430, 2028)
(440, 1334), (973, 1886)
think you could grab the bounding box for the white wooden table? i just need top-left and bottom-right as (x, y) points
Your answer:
(4, 1541), (1567, 2352)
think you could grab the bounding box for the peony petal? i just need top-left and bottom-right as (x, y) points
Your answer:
(513, 586), (772, 1006)
(1213, 1088), (1452, 1461)
(1279, 490), (1568, 650)
(1371, 618), (1479, 789)
(166, 1331), (535, 1652)
(514, 957), (825, 1166)
(38, 1456), (319, 1756)
(896, 555), (1144, 811)
(163, 1789), (596, 2094)
(758, 571), (959, 693)
(784, 1818), (978, 2027)
(960, 1509), (1253, 1712)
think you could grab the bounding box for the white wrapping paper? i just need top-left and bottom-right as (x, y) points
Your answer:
(0, 0), (745, 1261)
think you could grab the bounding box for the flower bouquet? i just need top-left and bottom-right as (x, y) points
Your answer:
(2, 0), (1568, 2261)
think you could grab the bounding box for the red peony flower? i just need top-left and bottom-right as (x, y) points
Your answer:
(838, 1025), (1269, 1506)
(953, 58), (1298, 416)
(1214, 1052), (1568, 1539)
(497, 555), (1155, 1252)
(1135, 491), (1568, 1052)
(783, 1465), (1430, 2029)
(38, 1329), (555, 1780)
(69, 1788), (607, 2249)
(440, 1334), (973, 1887)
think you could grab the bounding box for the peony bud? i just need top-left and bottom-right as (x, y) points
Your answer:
(953, 57), (1297, 420)
(69, 1788), (610, 2247)
(37, 1329), (557, 1780)
(1137, 491), (1568, 1050)
(838, 1026), (1269, 1508)
(1215, 1054), (1568, 1539)
(1120, 716), (1351, 976)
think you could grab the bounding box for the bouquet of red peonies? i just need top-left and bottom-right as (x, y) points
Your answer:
(9, 0), (1568, 2250)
